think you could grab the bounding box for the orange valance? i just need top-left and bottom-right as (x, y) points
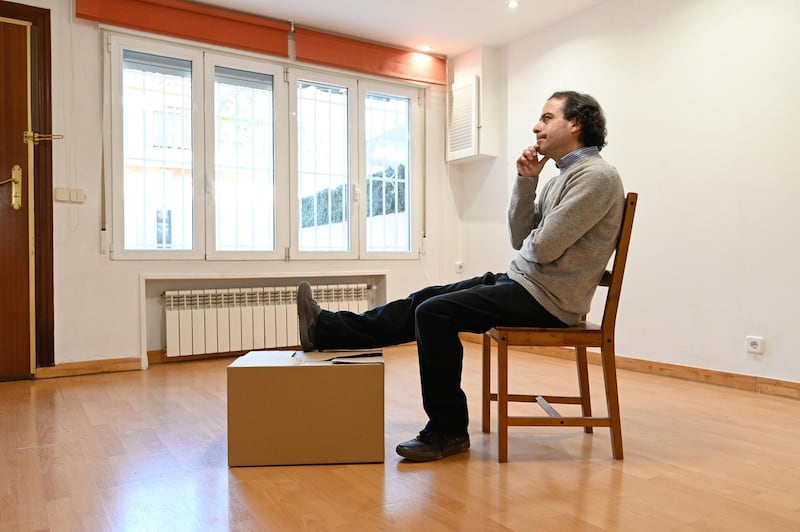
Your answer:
(294, 27), (446, 86)
(75, 0), (291, 58)
(75, 0), (447, 85)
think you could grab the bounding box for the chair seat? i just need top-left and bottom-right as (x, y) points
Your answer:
(488, 323), (604, 348)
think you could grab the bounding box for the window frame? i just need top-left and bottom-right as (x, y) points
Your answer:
(287, 68), (359, 261)
(105, 31), (425, 262)
(108, 33), (206, 260)
(357, 80), (424, 261)
(203, 52), (288, 261)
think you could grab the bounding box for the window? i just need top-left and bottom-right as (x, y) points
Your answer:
(289, 72), (357, 259)
(107, 33), (423, 261)
(288, 73), (423, 261)
(119, 49), (196, 253)
(205, 55), (287, 261)
(212, 66), (275, 252)
(364, 90), (413, 253)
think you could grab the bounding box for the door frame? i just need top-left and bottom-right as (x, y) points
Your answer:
(1, 0), (54, 369)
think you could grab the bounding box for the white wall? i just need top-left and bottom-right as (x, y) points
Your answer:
(447, 47), (511, 281)
(460, 0), (800, 381)
(29, 0), (460, 364)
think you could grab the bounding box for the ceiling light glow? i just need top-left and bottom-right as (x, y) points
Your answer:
(507, 0), (519, 8)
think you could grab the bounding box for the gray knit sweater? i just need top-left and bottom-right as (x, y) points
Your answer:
(507, 154), (625, 325)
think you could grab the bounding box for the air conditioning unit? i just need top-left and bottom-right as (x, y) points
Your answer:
(447, 76), (479, 162)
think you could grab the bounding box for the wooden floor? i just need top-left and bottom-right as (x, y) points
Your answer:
(2, 343), (799, 531)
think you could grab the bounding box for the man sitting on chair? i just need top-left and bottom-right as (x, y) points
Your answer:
(297, 90), (625, 462)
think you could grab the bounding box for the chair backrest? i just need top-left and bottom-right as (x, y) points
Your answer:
(599, 192), (638, 333)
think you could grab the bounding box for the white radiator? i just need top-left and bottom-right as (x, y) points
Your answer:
(163, 284), (370, 357)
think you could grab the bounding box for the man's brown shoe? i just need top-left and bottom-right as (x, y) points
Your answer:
(297, 282), (321, 351)
(396, 428), (470, 462)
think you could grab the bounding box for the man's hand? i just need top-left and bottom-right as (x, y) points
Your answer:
(516, 144), (550, 177)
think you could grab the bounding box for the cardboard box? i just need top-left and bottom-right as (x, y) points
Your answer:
(227, 350), (384, 466)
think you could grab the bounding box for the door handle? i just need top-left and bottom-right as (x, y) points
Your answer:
(23, 131), (64, 145)
(0, 165), (22, 209)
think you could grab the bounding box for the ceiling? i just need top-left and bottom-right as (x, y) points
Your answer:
(200, 0), (605, 57)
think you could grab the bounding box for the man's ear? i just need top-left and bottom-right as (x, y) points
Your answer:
(570, 119), (582, 133)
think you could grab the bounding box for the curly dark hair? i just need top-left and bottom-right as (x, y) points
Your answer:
(550, 91), (607, 150)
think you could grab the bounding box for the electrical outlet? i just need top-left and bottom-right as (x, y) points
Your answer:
(745, 336), (764, 355)
(455, 261), (464, 274)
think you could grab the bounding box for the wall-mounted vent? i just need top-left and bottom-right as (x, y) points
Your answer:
(447, 76), (479, 161)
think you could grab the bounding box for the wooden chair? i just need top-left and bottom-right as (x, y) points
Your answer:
(482, 192), (637, 462)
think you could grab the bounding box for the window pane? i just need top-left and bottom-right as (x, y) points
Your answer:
(365, 92), (411, 252)
(214, 66), (275, 251)
(297, 80), (350, 252)
(122, 50), (193, 250)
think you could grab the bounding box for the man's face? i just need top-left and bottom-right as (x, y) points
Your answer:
(533, 97), (581, 161)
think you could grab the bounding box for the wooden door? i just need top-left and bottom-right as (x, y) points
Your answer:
(0, 0), (54, 380)
(0, 15), (33, 379)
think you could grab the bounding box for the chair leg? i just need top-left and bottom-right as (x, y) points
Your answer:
(600, 341), (624, 459)
(575, 346), (593, 434)
(497, 336), (509, 463)
(482, 333), (491, 434)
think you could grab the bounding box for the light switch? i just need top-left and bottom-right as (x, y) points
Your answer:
(54, 187), (70, 202)
(69, 188), (86, 203)
(53, 187), (86, 204)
